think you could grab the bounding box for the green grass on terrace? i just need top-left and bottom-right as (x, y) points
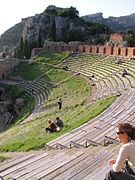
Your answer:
(0, 52), (118, 152)
(0, 95), (115, 152)
(12, 51), (71, 81)
(46, 69), (73, 84)
(36, 51), (71, 64)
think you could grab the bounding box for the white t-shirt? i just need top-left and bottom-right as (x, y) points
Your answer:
(113, 140), (135, 172)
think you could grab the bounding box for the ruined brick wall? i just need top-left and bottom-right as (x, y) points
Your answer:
(0, 59), (21, 80)
(31, 39), (135, 58)
(110, 33), (124, 42)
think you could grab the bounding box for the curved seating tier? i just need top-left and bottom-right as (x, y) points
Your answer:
(60, 54), (135, 99)
(1, 54), (135, 179)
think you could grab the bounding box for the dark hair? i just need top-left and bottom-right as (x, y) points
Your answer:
(118, 123), (135, 140)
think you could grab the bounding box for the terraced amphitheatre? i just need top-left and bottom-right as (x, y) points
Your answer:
(0, 51), (135, 179)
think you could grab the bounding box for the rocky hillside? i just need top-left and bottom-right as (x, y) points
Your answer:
(0, 6), (110, 58)
(82, 12), (135, 32)
(0, 19), (27, 53)
(21, 6), (109, 44)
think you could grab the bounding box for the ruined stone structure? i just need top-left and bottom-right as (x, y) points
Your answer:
(0, 58), (21, 80)
(31, 37), (135, 58)
(106, 33), (128, 47)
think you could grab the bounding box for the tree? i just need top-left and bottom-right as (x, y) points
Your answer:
(125, 29), (135, 47)
(44, 7), (58, 15)
(68, 29), (84, 42)
(38, 28), (42, 48)
(59, 6), (79, 19)
(48, 17), (56, 41)
(66, 6), (79, 19)
(19, 36), (24, 57)
(92, 35), (104, 45)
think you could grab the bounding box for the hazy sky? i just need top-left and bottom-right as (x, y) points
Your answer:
(0, 0), (135, 35)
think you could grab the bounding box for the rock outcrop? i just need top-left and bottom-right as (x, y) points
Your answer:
(0, 19), (27, 54)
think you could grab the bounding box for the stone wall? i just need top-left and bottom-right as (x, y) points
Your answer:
(0, 58), (21, 80)
(110, 33), (124, 42)
(33, 41), (135, 58)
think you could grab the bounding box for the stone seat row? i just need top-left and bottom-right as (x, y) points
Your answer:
(46, 89), (135, 149)
(60, 54), (135, 100)
(0, 140), (118, 180)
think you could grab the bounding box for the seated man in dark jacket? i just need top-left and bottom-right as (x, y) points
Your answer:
(55, 117), (63, 128)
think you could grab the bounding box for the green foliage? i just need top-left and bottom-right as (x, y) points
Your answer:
(15, 37), (38, 59)
(59, 6), (79, 19)
(38, 28), (42, 48)
(92, 35), (104, 45)
(64, 29), (85, 42)
(125, 28), (135, 47)
(4, 85), (34, 126)
(5, 85), (25, 103)
(0, 155), (7, 162)
(44, 7), (58, 15)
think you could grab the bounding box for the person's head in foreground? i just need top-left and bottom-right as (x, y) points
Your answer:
(117, 123), (135, 143)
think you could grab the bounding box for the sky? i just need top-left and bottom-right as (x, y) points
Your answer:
(0, 0), (135, 36)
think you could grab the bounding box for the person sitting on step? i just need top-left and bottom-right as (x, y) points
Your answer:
(55, 117), (63, 128)
(104, 123), (135, 180)
(122, 69), (128, 77)
(45, 119), (57, 133)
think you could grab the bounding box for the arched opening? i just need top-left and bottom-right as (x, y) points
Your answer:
(103, 47), (106, 54)
(83, 47), (85, 53)
(89, 47), (92, 53)
(111, 47), (113, 55)
(2, 74), (4, 79)
(125, 48), (128, 56)
(118, 48), (121, 55)
(96, 47), (99, 53)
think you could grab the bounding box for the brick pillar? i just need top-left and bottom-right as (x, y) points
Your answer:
(99, 46), (106, 54)
(92, 46), (97, 54)
(113, 47), (121, 56)
(85, 45), (90, 54)
(78, 45), (84, 53)
(106, 46), (113, 56)
(121, 47), (128, 57)
(128, 47), (135, 57)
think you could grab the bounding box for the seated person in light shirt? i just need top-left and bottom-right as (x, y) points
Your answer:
(104, 123), (135, 180)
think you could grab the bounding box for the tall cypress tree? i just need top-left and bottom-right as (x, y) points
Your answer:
(38, 28), (42, 48)
(19, 36), (24, 58)
(48, 17), (56, 41)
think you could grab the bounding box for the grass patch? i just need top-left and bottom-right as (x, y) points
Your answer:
(12, 51), (71, 80)
(0, 53), (119, 152)
(0, 155), (7, 162)
(0, 95), (116, 152)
